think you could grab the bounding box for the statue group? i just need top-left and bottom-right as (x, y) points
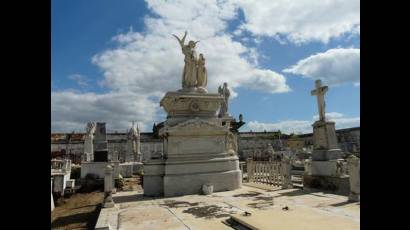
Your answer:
(173, 31), (231, 117)
(173, 31), (208, 92)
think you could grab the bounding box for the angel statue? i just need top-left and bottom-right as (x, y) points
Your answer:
(173, 31), (199, 89)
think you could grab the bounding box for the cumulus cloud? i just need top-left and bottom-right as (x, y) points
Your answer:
(51, 91), (158, 132)
(283, 48), (360, 86)
(245, 112), (360, 134)
(234, 0), (360, 44)
(92, 0), (290, 96)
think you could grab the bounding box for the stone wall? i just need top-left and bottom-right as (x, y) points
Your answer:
(51, 127), (359, 162)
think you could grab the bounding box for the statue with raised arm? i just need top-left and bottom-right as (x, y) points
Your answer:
(173, 31), (199, 89)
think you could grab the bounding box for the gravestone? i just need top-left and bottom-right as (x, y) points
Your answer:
(143, 32), (242, 197)
(94, 123), (109, 162)
(81, 122), (120, 181)
(303, 80), (349, 194)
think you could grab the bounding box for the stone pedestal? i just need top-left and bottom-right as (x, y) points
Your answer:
(311, 121), (342, 160)
(347, 155), (360, 201)
(143, 91), (242, 197)
(103, 165), (115, 208)
(304, 121), (348, 194)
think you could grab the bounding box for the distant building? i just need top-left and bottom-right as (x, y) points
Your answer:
(51, 126), (360, 163)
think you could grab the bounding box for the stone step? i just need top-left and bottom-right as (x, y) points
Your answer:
(223, 217), (253, 230)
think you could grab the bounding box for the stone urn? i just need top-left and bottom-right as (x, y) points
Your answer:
(202, 184), (213, 195)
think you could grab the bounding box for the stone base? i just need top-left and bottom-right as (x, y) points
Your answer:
(143, 158), (242, 197)
(303, 174), (350, 195)
(164, 169), (242, 197)
(103, 194), (115, 208)
(312, 120), (340, 152)
(349, 192), (360, 202)
(118, 163), (133, 178)
(143, 160), (165, 197)
(312, 149), (342, 161)
(81, 162), (120, 180)
(310, 160), (342, 176)
(132, 162), (143, 174)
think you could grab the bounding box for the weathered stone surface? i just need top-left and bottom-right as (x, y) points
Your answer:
(347, 155), (360, 201)
(312, 121), (340, 152)
(96, 185), (359, 230)
(160, 92), (223, 117)
(145, 90), (241, 197)
(81, 162), (108, 179)
(118, 163), (134, 178)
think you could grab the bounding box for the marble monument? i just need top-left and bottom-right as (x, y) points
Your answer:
(143, 31), (242, 197)
(303, 80), (349, 194)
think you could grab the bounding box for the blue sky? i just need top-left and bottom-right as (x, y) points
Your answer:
(51, 0), (360, 134)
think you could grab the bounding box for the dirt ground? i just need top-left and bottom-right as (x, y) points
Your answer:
(51, 175), (142, 230)
(51, 191), (104, 230)
(121, 175), (143, 192)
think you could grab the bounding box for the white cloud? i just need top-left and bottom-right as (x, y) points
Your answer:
(51, 91), (158, 132)
(68, 74), (89, 87)
(245, 112), (360, 134)
(235, 0), (360, 44)
(283, 48), (360, 86)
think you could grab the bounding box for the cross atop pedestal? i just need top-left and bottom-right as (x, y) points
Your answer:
(311, 80), (328, 121)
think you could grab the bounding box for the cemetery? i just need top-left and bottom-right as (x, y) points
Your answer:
(51, 32), (359, 230)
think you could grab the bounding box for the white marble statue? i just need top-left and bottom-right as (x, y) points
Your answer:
(218, 82), (230, 117)
(84, 122), (96, 161)
(127, 121), (141, 162)
(311, 80), (328, 121)
(197, 53), (207, 89)
(173, 31), (199, 89)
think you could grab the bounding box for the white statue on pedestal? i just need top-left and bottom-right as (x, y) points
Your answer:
(127, 121), (141, 162)
(173, 31), (199, 89)
(218, 82), (230, 117)
(84, 122), (96, 162)
(197, 53), (208, 92)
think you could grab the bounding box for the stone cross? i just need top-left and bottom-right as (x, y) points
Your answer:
(311, 80), (328, 121)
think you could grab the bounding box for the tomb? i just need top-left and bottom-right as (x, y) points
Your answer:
(143, 32), (242, 197)
(81, 122), (120, 182)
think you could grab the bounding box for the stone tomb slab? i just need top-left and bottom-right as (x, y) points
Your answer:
(230, 204), (359, 230)
(117, 206), (188, 230)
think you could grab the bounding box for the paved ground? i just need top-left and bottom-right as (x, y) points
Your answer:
(96, 183), (360, 230)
